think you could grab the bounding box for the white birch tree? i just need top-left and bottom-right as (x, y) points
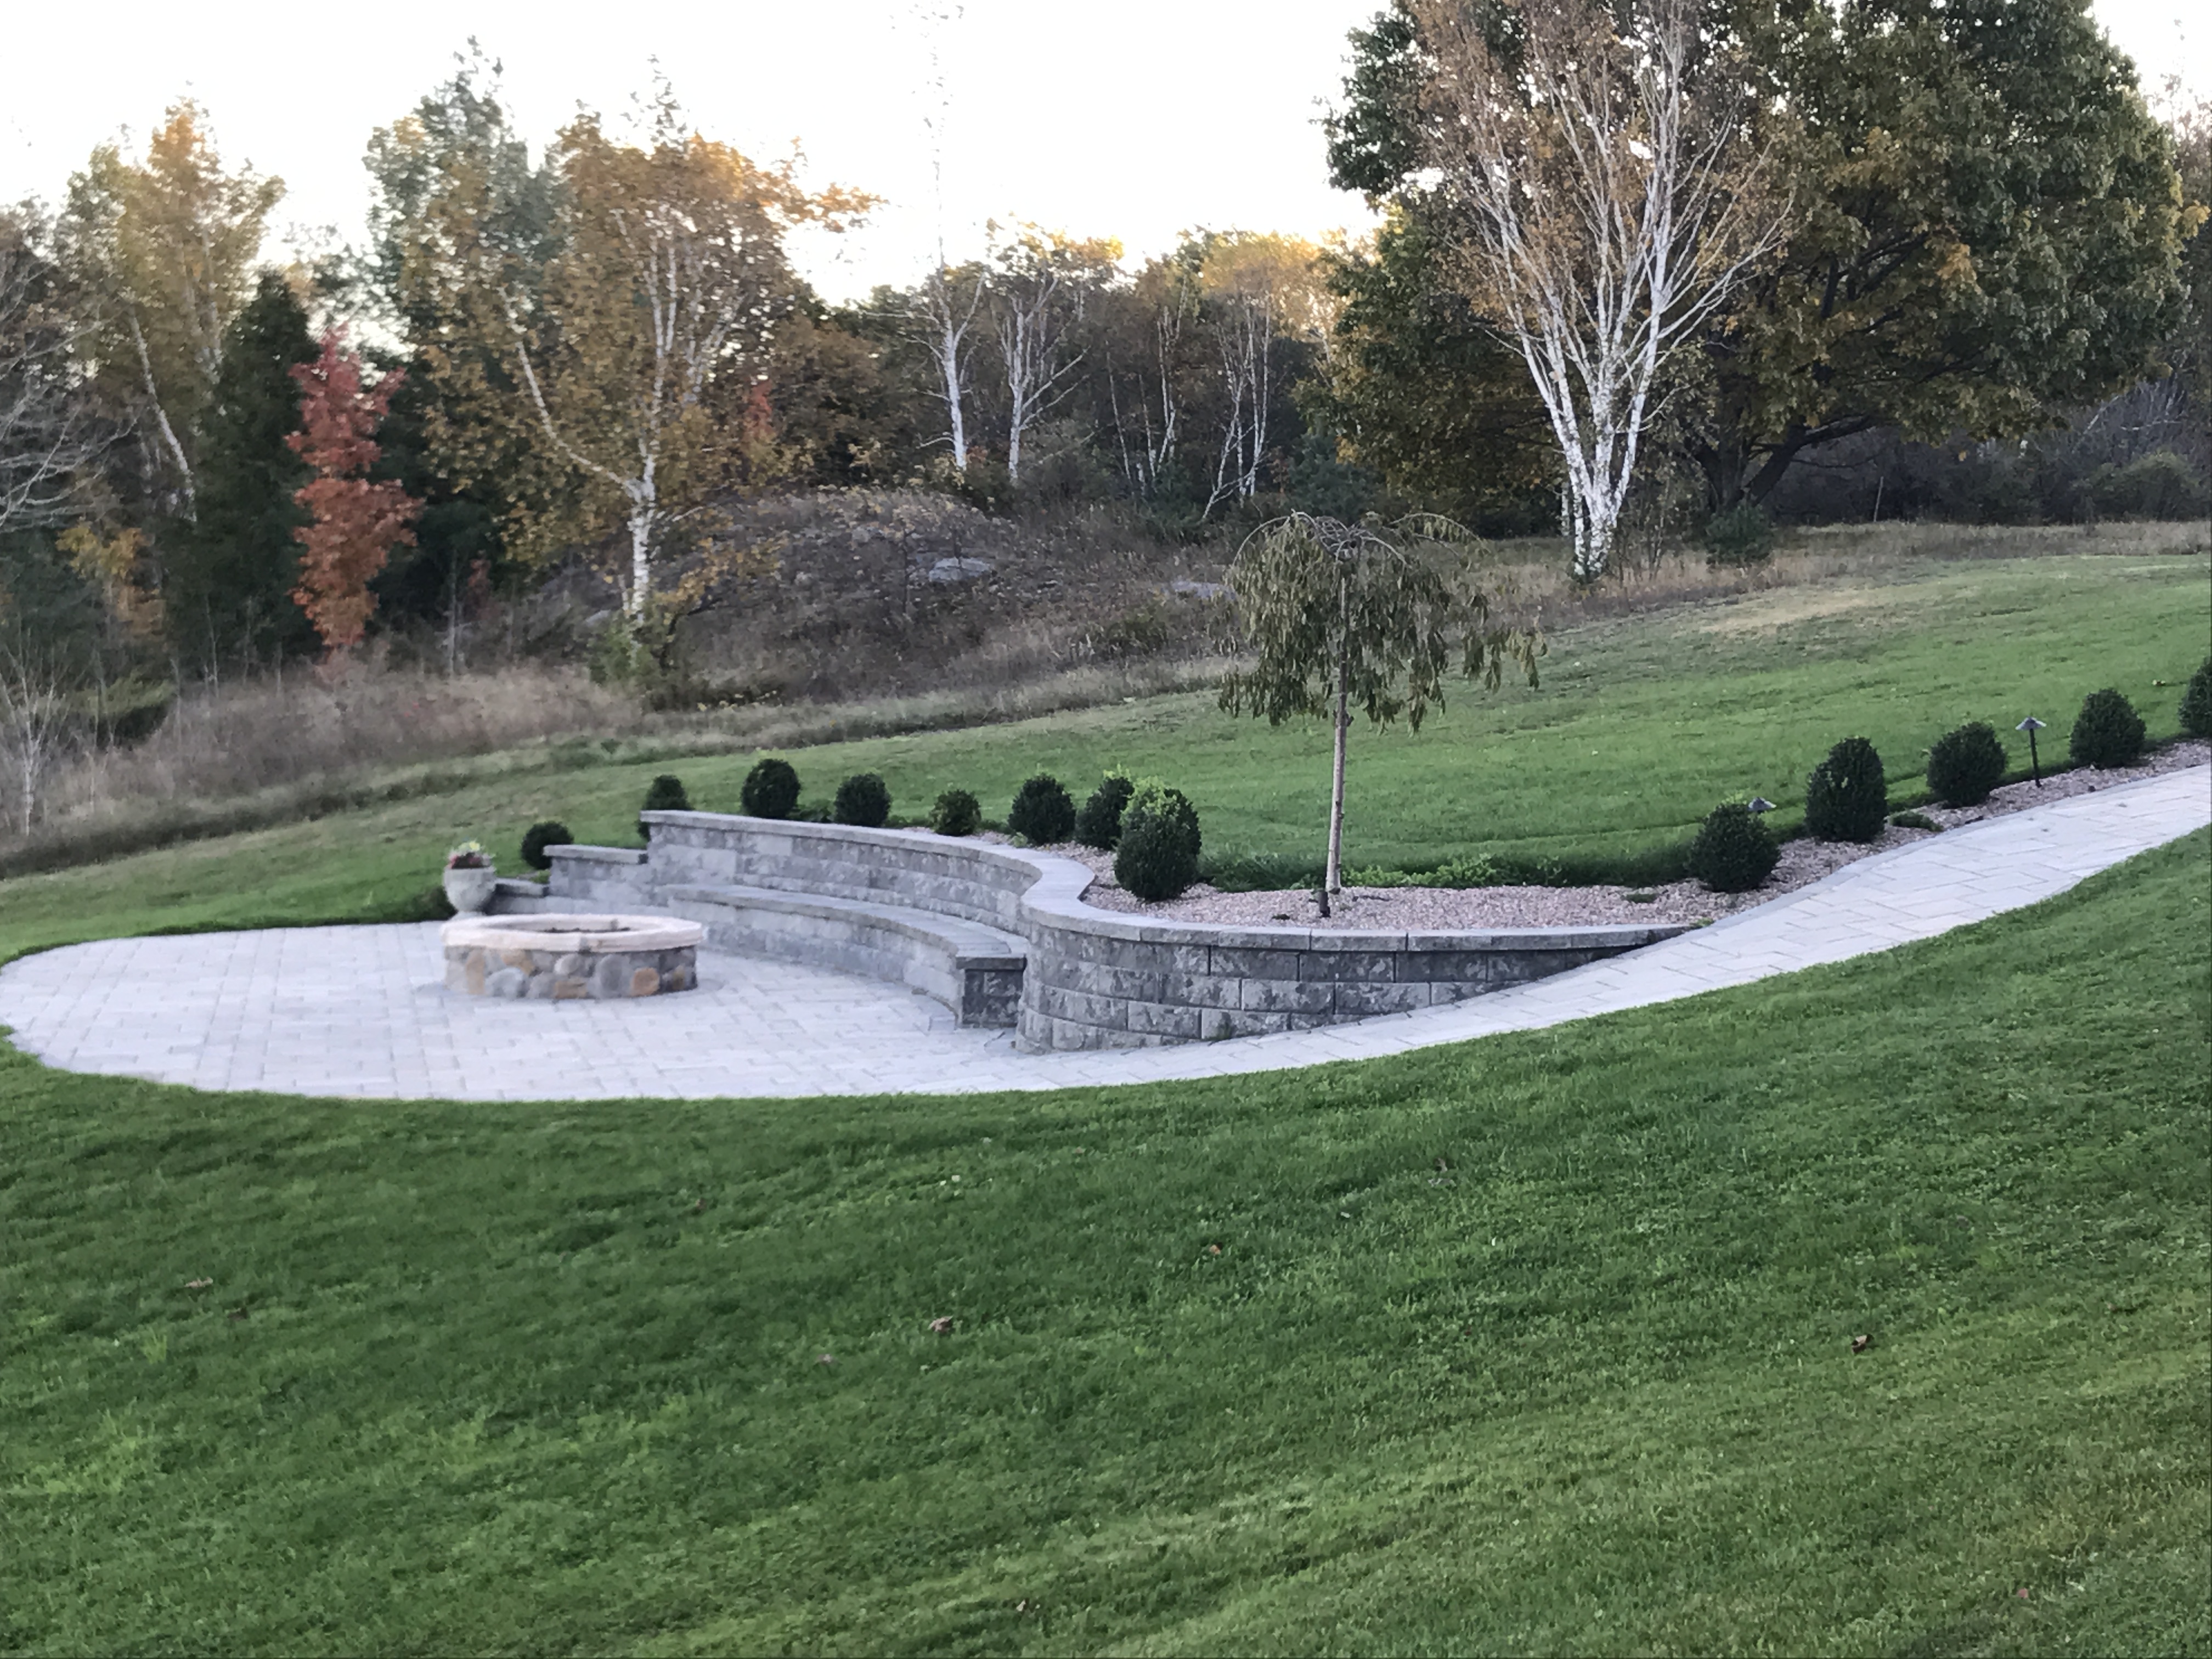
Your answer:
(915, 259), (984, 473)
(1415, 0), (1786, 581)
(481, 93), (868, 617)
(988, 225), (1118, 482)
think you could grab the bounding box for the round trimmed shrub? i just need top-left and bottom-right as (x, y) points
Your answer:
(1007, 774), (1076, 844)
(1114, 781), (1202, 901)
(520, 820), (573, 871)
(1925, 721), (2007, 806)
(2069, 687), (2146, 769)
(929, 788), (981, 837)
(1074, 774), (1135, 850)
(741, 757), (802, 819)
(1804, 736), (1887, 843)
(1688, 802), (1779, 893)
(639, 774), (689, 842)
(2176, 659), (2212, 743)
(2181, 656), (2212, 740)
(832, 772), (891, 827)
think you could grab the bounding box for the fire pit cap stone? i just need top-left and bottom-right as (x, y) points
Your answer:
(439, 913), (704, 954)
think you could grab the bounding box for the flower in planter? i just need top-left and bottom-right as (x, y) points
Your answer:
(446, 840), (490, 870)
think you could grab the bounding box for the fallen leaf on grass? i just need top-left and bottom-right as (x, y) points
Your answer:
(1206, 1244), (1222, 1256)
(928, 1317), (955, 1334)
(1850, 1334), (1870, 1353)
(816, 1353), (834, 1365)
(184, 1278), (213, 1291)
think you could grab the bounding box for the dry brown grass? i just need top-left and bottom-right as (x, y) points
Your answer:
(0, 653), (1233, 876)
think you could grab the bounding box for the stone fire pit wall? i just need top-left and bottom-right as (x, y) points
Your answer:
(541, 812), (1687, 1051)
(443, 915), (702, 1000)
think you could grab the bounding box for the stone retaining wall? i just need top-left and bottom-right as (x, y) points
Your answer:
(544, 814), (1686, 1049)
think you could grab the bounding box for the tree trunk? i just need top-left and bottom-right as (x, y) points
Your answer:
(625, 475), (656, 620)
(1323, 597), (1351, 909)
(940, 314), (968, 473)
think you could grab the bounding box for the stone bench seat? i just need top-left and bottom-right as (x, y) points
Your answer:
(658, 882), (1027, 1028)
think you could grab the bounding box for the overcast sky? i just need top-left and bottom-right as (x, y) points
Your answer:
(1, 0), (2199, 302)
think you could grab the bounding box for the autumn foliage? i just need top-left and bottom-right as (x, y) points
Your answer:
(286, 332), (420, 658)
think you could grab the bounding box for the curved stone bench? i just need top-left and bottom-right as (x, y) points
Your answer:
(660, 883), (1025, 1026)
(535, 812), (1690, 1051)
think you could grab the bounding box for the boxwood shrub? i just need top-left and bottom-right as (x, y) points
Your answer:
(2069, 687), (2146, 769)
(741, 757), (802, 819)
(1926, 721), (2007, 806)
(2181, 656), (2212, 739)
(639, 774), (689, 842)
(929, 788), (982, 837)
(1007, 774), (1076, 844)
(520, 820), (573, 871)
(1804, 737), (1887, 843)
(1075, 773), (1135, 850)
(1688, 802), (1779, 893)
(1114, 780), (1203, 901)
(832, 772), (891, 828)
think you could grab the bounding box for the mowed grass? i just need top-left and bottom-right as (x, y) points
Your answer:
(3, 549), (2206, 960)
(2, 827), (2206, 1654)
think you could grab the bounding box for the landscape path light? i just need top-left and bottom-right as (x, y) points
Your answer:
(1747, 797), (1776, 815)
(2017, 716), (2046, 786)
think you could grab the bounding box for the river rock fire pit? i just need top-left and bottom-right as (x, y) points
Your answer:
(441, 914), (704, 1000)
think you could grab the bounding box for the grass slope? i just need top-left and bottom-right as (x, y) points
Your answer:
(3, 832), (2205, 1654)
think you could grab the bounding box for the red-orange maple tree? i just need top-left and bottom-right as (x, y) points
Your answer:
(287, 332), (421, 658)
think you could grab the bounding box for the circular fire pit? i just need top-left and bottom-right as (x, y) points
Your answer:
(441, 913), (704, 1000)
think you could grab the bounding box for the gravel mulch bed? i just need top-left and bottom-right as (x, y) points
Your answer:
(1039, 738), (2209, 932)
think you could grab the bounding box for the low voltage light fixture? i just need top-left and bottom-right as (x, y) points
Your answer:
(2017, 716), (2047, 786)
(1747, 797), (1776, 814)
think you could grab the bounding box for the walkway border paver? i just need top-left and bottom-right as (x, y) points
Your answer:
(2, 766), (2204, 1101)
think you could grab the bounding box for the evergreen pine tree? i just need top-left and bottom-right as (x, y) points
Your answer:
(166, 271), (315, 669)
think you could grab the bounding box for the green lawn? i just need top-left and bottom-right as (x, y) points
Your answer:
(3, 821), (2206, 1654)
(1, 548), (2205, 959)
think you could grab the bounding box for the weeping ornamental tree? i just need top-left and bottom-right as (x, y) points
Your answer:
(1221, 512), (1539, 909)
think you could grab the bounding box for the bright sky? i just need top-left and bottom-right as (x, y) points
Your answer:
(1, 0), (2199, 303)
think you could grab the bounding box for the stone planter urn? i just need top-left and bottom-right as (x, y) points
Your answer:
(443, 863), (498, 916)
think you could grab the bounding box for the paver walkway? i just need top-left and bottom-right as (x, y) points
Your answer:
(4, 767), (2205, 1101)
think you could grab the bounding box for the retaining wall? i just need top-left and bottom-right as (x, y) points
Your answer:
(541, 812), (1686, 1051)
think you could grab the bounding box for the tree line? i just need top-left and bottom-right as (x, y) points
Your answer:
(1, 0), (2205, 690)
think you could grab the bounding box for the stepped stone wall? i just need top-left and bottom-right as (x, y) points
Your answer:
(532, 813), (1687, 1051)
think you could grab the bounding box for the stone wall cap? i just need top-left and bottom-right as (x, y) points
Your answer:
(552, 845), (647, 866)
(442, 913), (703, 953)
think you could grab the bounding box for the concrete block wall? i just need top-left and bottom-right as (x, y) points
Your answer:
(547, 814), (1687, 1052)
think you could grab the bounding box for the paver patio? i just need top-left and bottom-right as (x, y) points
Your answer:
(3, 766), (2205, 1101)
